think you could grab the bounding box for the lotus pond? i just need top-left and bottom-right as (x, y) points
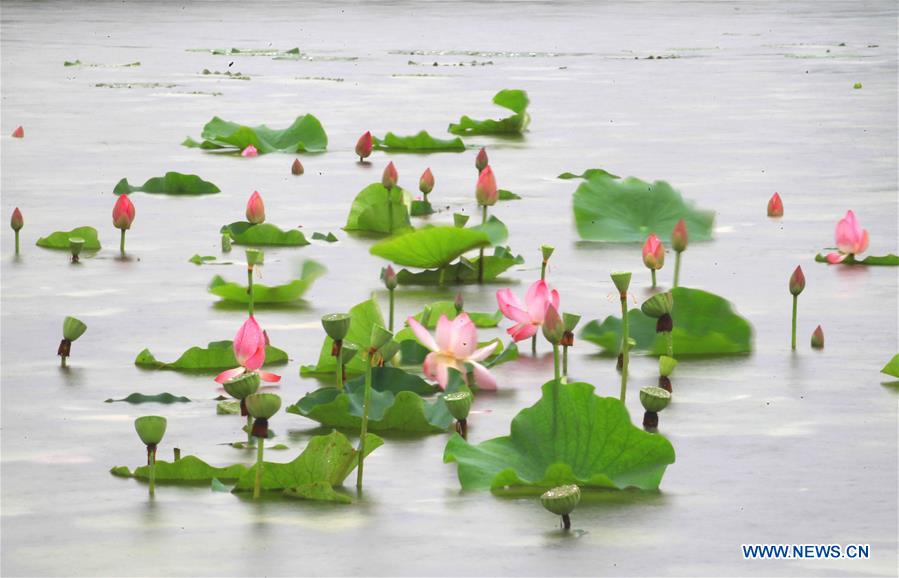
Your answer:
(2, 1), (897, 576)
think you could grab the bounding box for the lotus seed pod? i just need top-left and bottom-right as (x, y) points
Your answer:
(221, 233), (232, 253)
(641, 292), (674, 319)
(134, 415), (167, 446)
(378, 340), (400, 363)
(541, 245), (555, 263)
(223, 371), (261, 401)
(540, 484), (581, 516)
(444, 390), (473, 421)
(62, 316), (87, 341)
(340, 342), (359, 364)
(245, 249), (264, 267)
(245, 393), (282, 420)
(370, 324), (393, 351)
(562, 313), (581, 333)
(658, 355), (678, 377)
(321, 313), (351, 342)
(640, 386), (671, 413)
(68, 237), (85, 258)
(610, 271), (632, 295)
(453, 213), (470, 228)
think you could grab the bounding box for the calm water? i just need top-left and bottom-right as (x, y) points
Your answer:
(2, 1), (897, 576)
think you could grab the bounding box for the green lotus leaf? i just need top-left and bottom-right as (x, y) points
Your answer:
(814, 252), (899, 266)
(372, 131), (465, 152)
(448, 89), (530, 136)
(407, 301), (502, 328)
(113, 172), (220, 195)
(301, 297), (384, 378)
(112, 455), (248, 483)
(288, 366), (450, 433)
(498, 189), (521, 201)
(105, 393), (191, 404)
(572, 173), (715, 242)
(470, 215), (508, 246)
(410, 200), (435, 217)
(283, 481), (351, 503)
(580, 287), (752, 356)
(182, 114), (328, 153)
(370, 226), (490, 269)
(311, 232), (339, 242)
(189, 255), (218, 265)
(344, 183), (413, 234)
(135, 340), (288, 372)
(882, 354), (899, 378)
(217, 400), (241, 415)
(232, 431), (383, 497)
(444, 381), (676, 491)
(208, 260), (325, 304)
(36, 226), (101, 250)
(395, 246), (523, 285)
(220, 221), (310, 246)
(557, 168), (620, 180)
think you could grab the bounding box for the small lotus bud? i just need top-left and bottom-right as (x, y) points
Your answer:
(62, 316), (88, 341)
(611, 271), (632, 295)
(811, 325), (824, 349)
(10, 208), (23, 232)
(356, 131), (373, 161)
(11, 126), (24, 138)
(291, 158), (304, 175)
(241, 144), (258, 157)
(245, 249), (264, 267)
(475, 147), (488, 172)
(68, 237), (85, 260)
(475, 166), (498, 206)
(540, 484), (581, 517)
(671, 219), (688, 253)
(370, 324), (394, 351)
(444, 390), (473, 421)
(541, 245), (555, 263)
(658, 355), (678, 377)
(321, 313), (351, 342)
(542, 304), (564, 345)
(640, 386), (671, 413)
(419, 168), (434, 195)
(245, 191), (265, 224)
(112, 195), (136, 230)
(381, 161), (398, 190)
(767, 193), (784, 217)
(454, 293), (464, 314)
(789, 265), (805, 296)
(642, 234), (665, 270)
(245, 393), (282, 420)
(381, 265), (398, 290)
(223, 371), (261, 401)
(641, 292), (674, 319)
(134, 415), (167, 447)
(453, 213), (470, 228)
(221, 233), (232, 253)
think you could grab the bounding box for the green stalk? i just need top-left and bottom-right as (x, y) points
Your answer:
(388, 289), (395, 332)
(477, 205), (487, 283)
(335, 341), (344, 391)
(438, 267), (446, 287)
(541, 261), (547, 280)
(791, 295), (798, 350)
(148, 447), (156, 497)
(666, 331), (674, 358)
(562, 345), (569, 379)
(553, 343), (561, 384)
(246, 415), (253, 448)
(673, 252), (682, 288)
(247, 267), (254, 317)
(552, 343), (560, 438)
(619, 294), (629, 403)
(356, 354), (373, 490)
(651, 269), (657, 289)
(14, 230), (19, 255)
(60, 355), (67, 368)
(253, 434), (264, 499)
(120, 229), (126, 255)
(531, 335), (537, 356)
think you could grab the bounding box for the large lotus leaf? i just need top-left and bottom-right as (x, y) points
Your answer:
(580, 287), (752, 356)
(111, 455), (248, 482)
(344, 183), (413, 234)
(135, 340), (288, 372)
(370, 226), (490, 269)
(301, 297), (384, 378)
(288, 366), (450, 433)
(113, 172), (220, 195)
(232, 431), (383, 495)
(814, 252), (899, 266)
(104, 393), (190, 404)
(557, 168), (620, 180)
(448, 89), (530, 136)
(36, 226), (101, 250)
(444, 381), (676, 491)
(470, 215), (508, 246)
(372, 131), (465, 152)
(408, 301), (502, 328)
(221, 222), (310, 246)
(882, 354), (899, 378)
(182, 114), (328, 153)
(395, 246), (523, 285)
(208, 260), (325, 303)
(572, 173), (715, 242)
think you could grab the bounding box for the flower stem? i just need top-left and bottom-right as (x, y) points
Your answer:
(477, 205), (487, 283)
(673, 252), (682, 288)
(791, 294), (798, 350)
(246, 415), (253, 448)
(531, 335), (537, 356)
(247, 267), (254, 317)
(356, 355), (373, 490)
(388, 289), (395, 332)
(666, 331), (674, 358)
(438, 267), (446, 287)
(651, 269), (657, 289)
(619, 293), (629, 404)
(14, 231), (19, 255)
(562, 345), (569, 379)
(60, 355), (67, 368)
(253, 434), (264, 499)
(120, 229), (126, 256)
(541, 261), (547, 281)
(334, 341), (344, 391)
(552, 343), (561, 384)
(148, 447), (156, 497)
(562, 514), (571, 530)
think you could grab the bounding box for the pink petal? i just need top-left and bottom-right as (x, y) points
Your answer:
(496, 288), (524, 314)
(826, 252), (846, 264)
(508, 323), (538, 342)
(550, 289), (560, 311)
(243, 345), (266, 371)
(450, 314), (478, 358)
(469, 361), (497, 390)
(214, 367), (245, 384)
(258, 370), (281, 383)
(407, 316), (439, 352)
(435, 315), (454, 352)
(528, 289), (550, 324)
(468, 340), (499, 362)
(858, 229), (869, 254)
(524, 280), (549, 310)
(233, 317), (264, 365)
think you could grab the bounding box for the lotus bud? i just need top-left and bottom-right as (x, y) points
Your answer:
(419, 168), (434, 195)
(321, 313), (351, 342)
(811, 325), (824, 349)
(671, 219), (688, 253)
(767, 192), (784, 217)
(453, 213), (470, 228)
(221, 233), (232, 253)
(291, 158), (304, 175)
(381, 265), (398, 291)
(112, 195), (136, 230)
(542, 304), (564, 345)
(68, 237), (85, 262)
(356, 131), (373, 161)
(658, 355), (678, 378)
(789, 265), (805, 296)
(241, 144), (258, 157)
(540, 484), (581, 529)
(475, 166), (498, 206)
(245, 249), (264, 267)
(640, 386), (671, 430)
(475, 147), (488, 173)
(62, 316), (88, 342)
(381, 161), (398, 190)
(10, 208), (23, 232)
(454, 292), (464, 315)
(245, 393), (281, 438)
(611, 271), (632, 296)
(541, 245), (555, 263)
(370, 324), (393, 352)
(134, 415), (167, 447)
(642, 234), (665, 270)
(11, 126), (24, 138)
(444, 390), (473, 422)
(245, 191), (265, 224)
(340, 342), (359, 364)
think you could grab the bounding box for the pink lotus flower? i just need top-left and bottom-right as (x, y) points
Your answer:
(356, 131), (373, 161)
(475, 147), (488, 173)
(767, 193), (784, 217)
(476, 165), (498, 206)
(11, 126), (24, 138)
(419, 168), (434, 195)
(826, 210), (869, 264)
(241, 144), (258, 157)
(112, 195), (135, 230)
(382, 161), (398, 190)
(407, 313), (498, 390)
(496, 280), (560, 341)
(642, 234), (665, 269)
(10, 208), (23, 232)
(246, 191), (265, 224)
(215, 317), (281, 384)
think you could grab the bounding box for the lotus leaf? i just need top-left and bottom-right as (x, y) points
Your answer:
(372, 131), (465, 152)
(448, 89), (530, 136)
(182, 114), (327, 153)
(301, 297), (384, 378)
(113, 172), (220, 195)
(344, 183), (413, 234)
(135, 340), (288, 372)
(220, 221), (310, 246)
(370, 226), (489, 269)
(36, 226), (101, 250)
(208, 260), (325, 304)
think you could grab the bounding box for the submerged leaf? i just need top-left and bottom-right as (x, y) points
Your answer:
(105, 393), (190, 404)
(209, 260), (326, 303)
(183, 114), (328, 153)
(372, 131), (465, 152)
(448, 89), (530, 136)
(135, 340), (288, 372)
(113, 172), (220, 195)
(301, 297), (384, 378)
(344, 184), (413, 234)
(221, 221), (310, 246)
(370, 226), (490, 269)
(36, 226), (101, 250)
(444, 381), (676, 491)
(557, 168), (621, 180)
(814, 252), (899, 266)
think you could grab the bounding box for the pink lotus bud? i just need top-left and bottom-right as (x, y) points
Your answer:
(382, 265), (398, 290)
(382, 161), (398, 190)
(419, 168), (434, 195)
(246, 191), (266, 224)
(454, 292), (464, 314)
(112, 195), (136, 230)
(810, 325), (824, 349)
(241, 144), (258, 157)
(671, 219), (688, 252)
(642, 234), (665, 270)
(10, 208), (23, 232)
(356, 131), (373, 161)
(767, 193), (784, 217)
(789, 265), (805, 296)
(475, 148), (488, 173)
(834, 210), (869, 256)
(11, 126), (24, 138)
(541, 304), (564, 345)
(291, 158), (304, 175)
(475, 165), (498, 206)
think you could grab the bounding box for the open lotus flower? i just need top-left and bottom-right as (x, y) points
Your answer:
(112, 195), (135, 230)
(407, 313), (498, 390)
(241, 144), (258, 157)
(215, 316), (281, 384)
(826, 210), (869, 264)
(356, 131), (373, 161)
(496, 280), (560, 341)
(246, 191), (265, 224)
(476, 165), (498, 206)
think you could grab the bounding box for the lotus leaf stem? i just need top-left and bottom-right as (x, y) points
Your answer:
(14, 230), (19, 255)
(120, 229), (126, 256)
(562, 514), (571, 530)
(247, 267), (254, 317)
(562, 345), (569, 379)
(356, 353), (373, 490)
(531, 335), (537, 356)
(619, 293), (630, 404)
(246, 415), (253, 448)
(553, 343), (561, 384)
(477, 205), (487, 283)
(148, 446), (157, 497)
(253, 434), (264, 499)
(651, 269), (657, 289)
(387, 189), (394, 233)
(666, 332), (674, 358)
(334, 340), (344, 391)
(388, 289), (395, 332)
(438, 267), (446, 287)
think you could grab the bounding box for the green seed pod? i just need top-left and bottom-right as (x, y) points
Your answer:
(68, 237), (85, 258)
(62, 316), (87, 341)
(134, 415), (167, 446)
(340, 342), (359, 364)
(245, 393), (282, 420)
(223, 371), (261, 401)
(245, 249), (264, 267)
(453, 213), (470, 228)
(610, 271), (632, 295)
(562, 313), (582, 333)
(640, 386), (671, 413)
(370, 324), (393, 351)
(658, 356), (678, 377)
(541, 245), (555, 262)
(321, 313), (351, 342)
(540, 484), (581, 516)
(444, 390), (473, 421)
(378, 340), (400, 363)
(221, 233), (232, 253)
(641, 292), (674, 319)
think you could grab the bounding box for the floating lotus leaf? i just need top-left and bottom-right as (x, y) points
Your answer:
(372, 131), (465, 152)
(498, 189), (521, 201)
(395, 246), (523, 285)
(301, 297), (384, 378)
(105, 393), (190, 404)
(113, 172), (220, 195)
(36, 226), (101, 250)
(182, 114), (327, 153)
(814, 252), (899, 266)
(311, 232), (338, 242)
(444, 381), (676, 491)
(882, 354), (899, 378)
(407, 301), (502, 328)
(557, 168), (620, 180)
(344, 184), (413, 234)
(208, 260), (325, 303)
(581, 287), (752, 356)
(572, 173), (715, 242)
(220, 222), (310, 246)
(111, 455), (247, 482)
(448, 89), (530, 136)
(135, 340), (288, 372)
(370, 226), (490, 269)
